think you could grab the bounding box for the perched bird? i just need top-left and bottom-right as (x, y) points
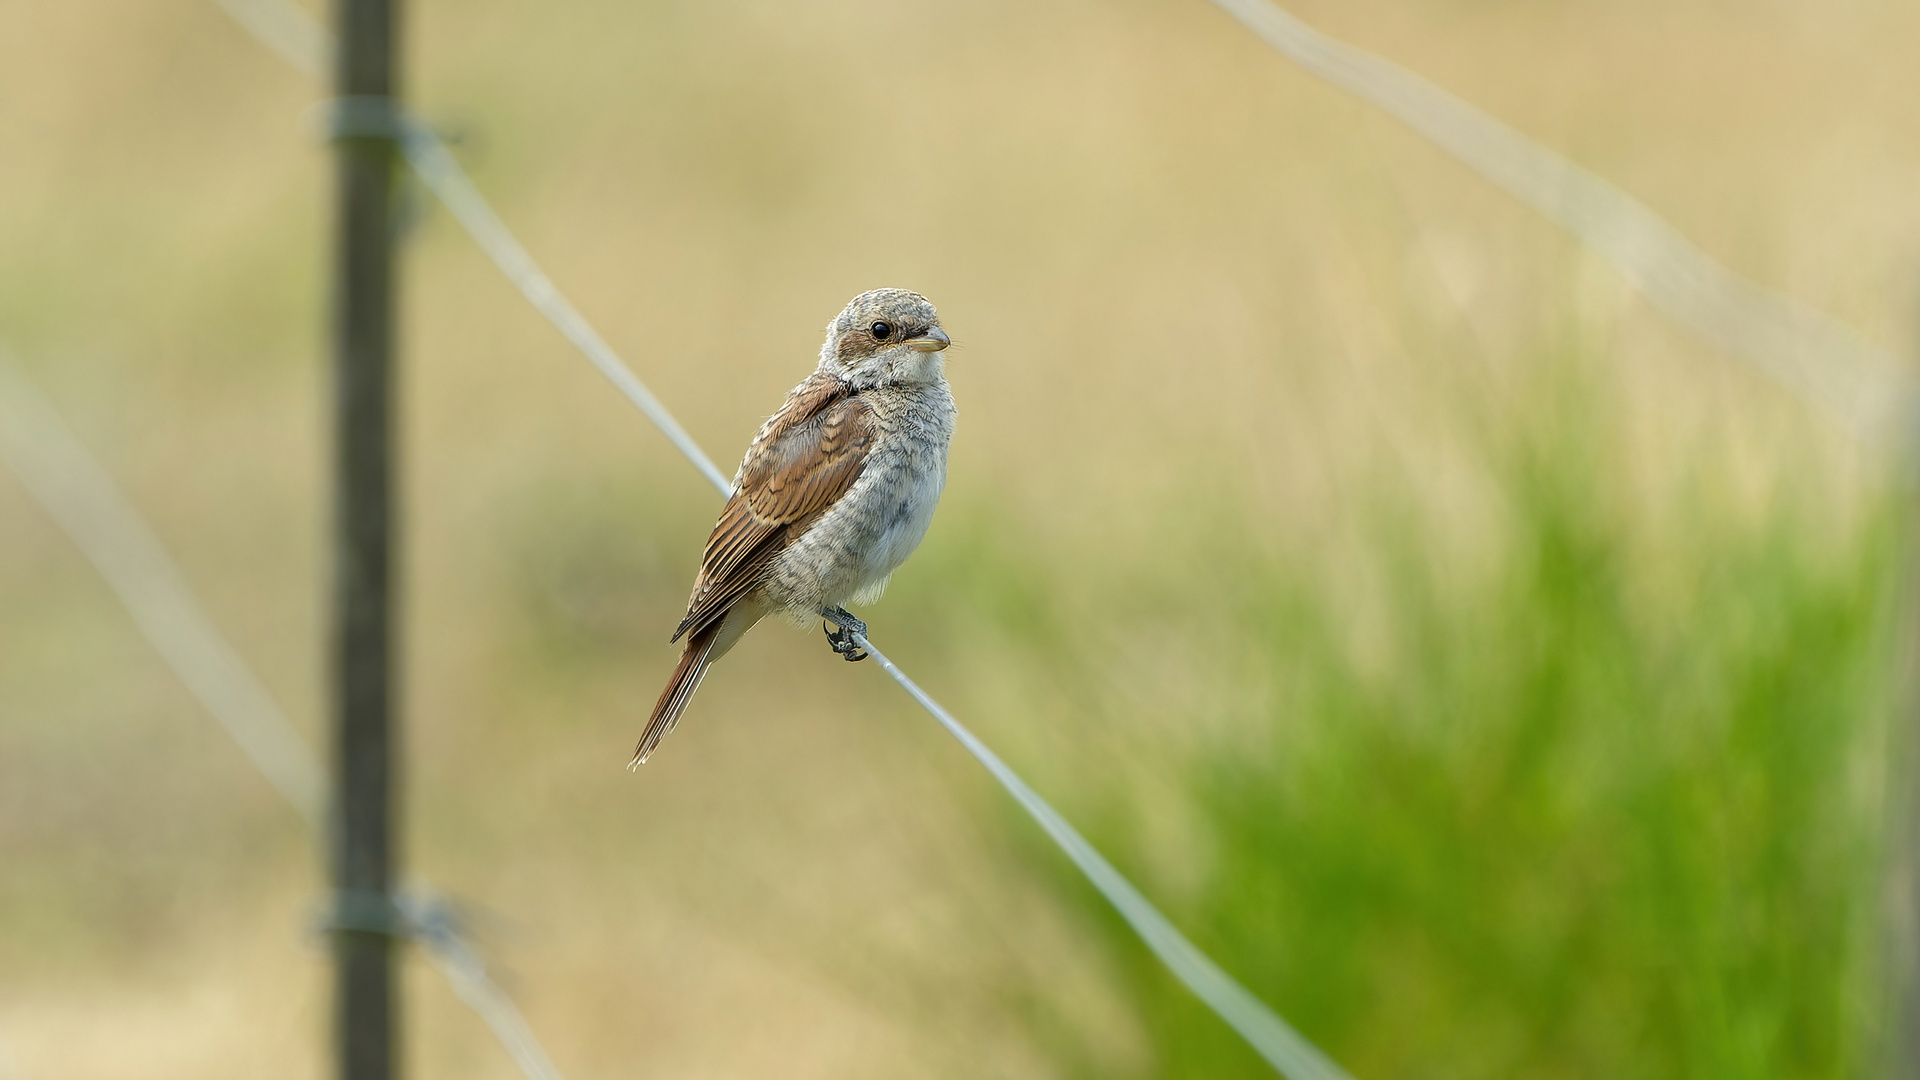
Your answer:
(631, 288), (957, 766)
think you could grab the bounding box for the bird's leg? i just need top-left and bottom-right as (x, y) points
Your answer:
(819, 606), (869, 662)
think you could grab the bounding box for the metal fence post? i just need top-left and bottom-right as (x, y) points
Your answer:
(330, 0), (401, 1075)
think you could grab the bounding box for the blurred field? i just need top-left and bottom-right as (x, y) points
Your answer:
(2, 0), (1918, 1076)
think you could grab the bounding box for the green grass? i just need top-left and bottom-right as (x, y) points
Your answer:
(898, 380), (1903, 1079)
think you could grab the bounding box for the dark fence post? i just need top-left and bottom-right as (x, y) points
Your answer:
(330, 0), (401, 1076)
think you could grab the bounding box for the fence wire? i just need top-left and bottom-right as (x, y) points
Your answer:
(0, 353), (567, 1080)
(0, 356), (326, 829)
(400, 886), (568, 1080)
(856, 635), (1354, 1080)
(213, 0), (325, 78)
(1205, 0), (1907, 441)
(213, 1), (1354, 1076)
(395, 120), (732, 495)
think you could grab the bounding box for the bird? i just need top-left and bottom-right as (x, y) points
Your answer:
(630, 288), (957, 766)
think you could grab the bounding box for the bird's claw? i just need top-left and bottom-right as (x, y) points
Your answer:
(821, 607), (868, 662)
(826, 630), (867, 662)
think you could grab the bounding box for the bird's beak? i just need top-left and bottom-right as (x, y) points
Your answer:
(907, 327), (951, 352)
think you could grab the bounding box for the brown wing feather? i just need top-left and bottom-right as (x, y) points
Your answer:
(672, 377), (874, 642)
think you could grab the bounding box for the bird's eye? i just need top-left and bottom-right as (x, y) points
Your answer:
(869, 321), (893, 341)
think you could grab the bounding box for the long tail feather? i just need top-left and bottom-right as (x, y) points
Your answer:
(630, 621), (720, 767)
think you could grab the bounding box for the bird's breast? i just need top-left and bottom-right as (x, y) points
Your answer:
(764, 384), (954, 611)
(857, 442), (947, 581)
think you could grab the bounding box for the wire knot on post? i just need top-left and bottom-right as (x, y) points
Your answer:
(320, 889), (413, 938)
(317, 95), (408, 143)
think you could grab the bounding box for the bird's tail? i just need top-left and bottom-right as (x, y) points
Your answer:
(630, 621), (721, 768)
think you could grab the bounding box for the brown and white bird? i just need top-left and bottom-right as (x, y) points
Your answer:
(631, 288), (957, 766)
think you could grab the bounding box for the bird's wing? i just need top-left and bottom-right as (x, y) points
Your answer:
(672, 378), (875, 641)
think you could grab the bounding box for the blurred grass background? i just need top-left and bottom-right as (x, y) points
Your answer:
(2, 0), (1917, 1076)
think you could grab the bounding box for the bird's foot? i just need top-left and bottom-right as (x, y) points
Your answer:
(820, 606), (868, 662)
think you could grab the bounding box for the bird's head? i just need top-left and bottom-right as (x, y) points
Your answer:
(819, 288), (951, 387)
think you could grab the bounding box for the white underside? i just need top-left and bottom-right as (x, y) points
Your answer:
(710, 371), (954, 662)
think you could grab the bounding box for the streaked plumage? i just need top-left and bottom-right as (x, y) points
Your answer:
(631, 289), (957, 765)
